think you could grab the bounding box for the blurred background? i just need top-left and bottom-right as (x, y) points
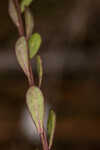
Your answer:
(1, 0), (100, 149)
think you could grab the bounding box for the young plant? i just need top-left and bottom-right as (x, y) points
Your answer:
(8, 0), (56, 150)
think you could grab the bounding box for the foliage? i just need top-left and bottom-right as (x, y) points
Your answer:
(29, 33), (42, 59)
(8, 0), (56, 150)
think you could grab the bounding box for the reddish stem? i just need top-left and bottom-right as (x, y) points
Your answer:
(40, 130), (49, 150)
(14, 0), (34, 86)
(14, 0), (24, 36)
(13, 0), (49, 150)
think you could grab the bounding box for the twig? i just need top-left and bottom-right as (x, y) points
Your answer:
(13, 0), (49, 150)
(40, 130), (49, 150)
(14, 0), (24, 36)
(14, 0), (34, 86)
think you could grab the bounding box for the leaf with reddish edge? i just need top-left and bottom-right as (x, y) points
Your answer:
(15, 36), (30, 78)
(47, 110), (56, 149)
(25, 8), (34, 39)
(8, 0), (19, 27)
(26, 86), (44, 133)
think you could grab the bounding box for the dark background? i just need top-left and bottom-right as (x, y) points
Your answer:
(1, 0), (100, 149)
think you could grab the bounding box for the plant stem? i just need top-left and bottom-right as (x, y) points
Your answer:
(13, 0), (49, 150)
(40, 130), (49, 150)
(14, 0), (24, 36)
(14, 0), (34, 86)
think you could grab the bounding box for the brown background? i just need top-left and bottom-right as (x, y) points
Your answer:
(1, 0), (100, 149)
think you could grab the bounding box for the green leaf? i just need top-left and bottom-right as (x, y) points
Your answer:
(47, 110), (56, 149)
(26, 86), (44, 133)
(20, 0), (33, 13)
(25, 8), (34, 39)
(8, 0), (19, 27)
(15, 36), (30, 78)
(29, 33), (42, 59)
(36, 55), (43, 87)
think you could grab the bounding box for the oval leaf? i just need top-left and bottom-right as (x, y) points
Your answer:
(15, 36), (30, 78)
(36, 55), (43, 87)
(8, 0), (19, 27)
(25, 8), (34, 39)
(26, 86), (44, 133)
(20, 0), (33, 13)
(47, 110), (56, 149)
(29, 33), (42, 59)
